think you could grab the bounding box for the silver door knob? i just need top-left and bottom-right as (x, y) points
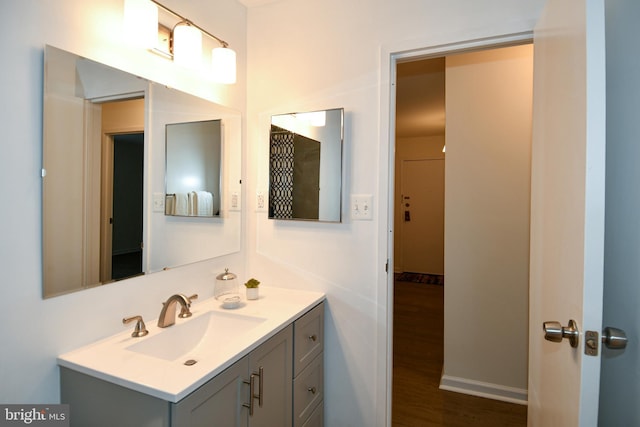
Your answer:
(543, 319), (579, 348)
(602, 326), (628, 350)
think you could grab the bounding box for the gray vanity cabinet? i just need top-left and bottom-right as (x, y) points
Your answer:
(60, 367), (171, 427)
(60, 302), (324, 427)
(172, 325), (293, 427)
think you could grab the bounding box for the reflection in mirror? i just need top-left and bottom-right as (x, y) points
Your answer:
(269, 108), (344, 222)
(165, 120), (222, 217)
(42, 46), (242, 299)
(147, 84), (241, 275)
(43, 46), (148, 297)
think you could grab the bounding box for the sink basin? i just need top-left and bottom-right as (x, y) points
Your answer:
(126, 311), (266, 361)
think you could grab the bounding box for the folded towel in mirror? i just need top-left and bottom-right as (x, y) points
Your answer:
(175, 193), (189, 216)
(191, 191), (214, 216)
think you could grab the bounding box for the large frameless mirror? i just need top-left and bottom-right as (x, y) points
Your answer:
(268, 108), (344, 222)
(42, 45), (241, 298)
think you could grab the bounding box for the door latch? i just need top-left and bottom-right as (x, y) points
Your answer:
(585, 330), (599, 356)
(584, 327), (627, 357)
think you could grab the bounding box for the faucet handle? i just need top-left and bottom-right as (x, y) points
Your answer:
(123, 315), (149, 338)
(178, 294), (198, 319)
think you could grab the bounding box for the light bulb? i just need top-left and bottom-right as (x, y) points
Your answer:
(211, 47), (236, 84)
(173, 23), (202, 68)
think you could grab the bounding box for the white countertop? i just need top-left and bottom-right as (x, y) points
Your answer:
(57, 286), (325, 402)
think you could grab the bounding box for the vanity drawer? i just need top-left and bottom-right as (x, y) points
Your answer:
(294, 302), (324, 375)
(293, 353), (323, 427)
(301, 399), (323, 427)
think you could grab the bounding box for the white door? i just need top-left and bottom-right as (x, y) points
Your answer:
(528, 0), (606, 426)
(400, 159), (445, 275)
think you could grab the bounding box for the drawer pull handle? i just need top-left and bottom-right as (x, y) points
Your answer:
(257, 366), (264, 408)
(308, 386), (317, 394)
(242, 375), (256, 416)
(242, 367), (263, 416)
(308, 334), (317, 342)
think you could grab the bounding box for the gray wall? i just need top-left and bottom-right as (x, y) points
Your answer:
(600, 0), (640, 424)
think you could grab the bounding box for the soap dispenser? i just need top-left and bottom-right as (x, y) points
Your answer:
(215, 268), (238, 299)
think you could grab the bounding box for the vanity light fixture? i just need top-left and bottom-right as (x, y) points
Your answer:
(124, 0), (237, 84)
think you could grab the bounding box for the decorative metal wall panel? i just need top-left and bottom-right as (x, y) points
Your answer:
(269, 126), (295, 218)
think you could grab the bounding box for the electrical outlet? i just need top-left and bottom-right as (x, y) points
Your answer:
(152, 192), (165, 213)
(256, 191), (266, 212)
(351, 194), (373, 220)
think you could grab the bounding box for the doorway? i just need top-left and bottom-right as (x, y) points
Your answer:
(98, 98), (145, 283)
(391, 41), (533, 424)
(111, 133), (144, 280)
(394, 57), (446, 277)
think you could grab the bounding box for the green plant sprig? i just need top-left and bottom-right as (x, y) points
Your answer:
(244, 278), (260, 288)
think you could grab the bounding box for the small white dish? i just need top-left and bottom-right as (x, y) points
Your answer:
(222, 295), (241, 309)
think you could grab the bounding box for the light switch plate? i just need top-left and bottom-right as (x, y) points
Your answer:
(229, 191), (241, 211)
(350, 194), (373, 220)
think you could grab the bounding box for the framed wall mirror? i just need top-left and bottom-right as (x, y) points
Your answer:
(269, 108), (344, 222)
(165, 119), (222, 217)
(42, 45), (241, 298)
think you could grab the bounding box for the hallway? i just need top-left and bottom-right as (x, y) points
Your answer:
(392, 280), (527, 426)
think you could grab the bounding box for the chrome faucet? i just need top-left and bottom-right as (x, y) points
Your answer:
(157, 293), (198, 328)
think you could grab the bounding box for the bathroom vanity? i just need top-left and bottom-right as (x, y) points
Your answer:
(58, 288), (324, 427)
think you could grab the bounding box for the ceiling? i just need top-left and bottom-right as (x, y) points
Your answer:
(395, 57), (445, 139)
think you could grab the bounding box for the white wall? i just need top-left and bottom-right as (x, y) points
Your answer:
(0, 0), (246, 404)
(442, 45), (532, 399)
(245, 1), (543, 425)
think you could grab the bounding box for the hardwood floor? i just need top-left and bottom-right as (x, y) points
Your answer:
(392, 280), (527, 426)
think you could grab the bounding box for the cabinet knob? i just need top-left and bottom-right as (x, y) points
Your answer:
(308, 334), (317, 342)
(307, 386), (317, 394)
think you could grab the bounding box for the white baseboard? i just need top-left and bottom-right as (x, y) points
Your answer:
(439, 374), (528, 405)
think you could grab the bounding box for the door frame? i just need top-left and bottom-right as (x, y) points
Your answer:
(378, 31), (534, 426)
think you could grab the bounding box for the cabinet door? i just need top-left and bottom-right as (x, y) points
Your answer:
(248, 325), (293, 427)
(172, 356), (249, 427)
